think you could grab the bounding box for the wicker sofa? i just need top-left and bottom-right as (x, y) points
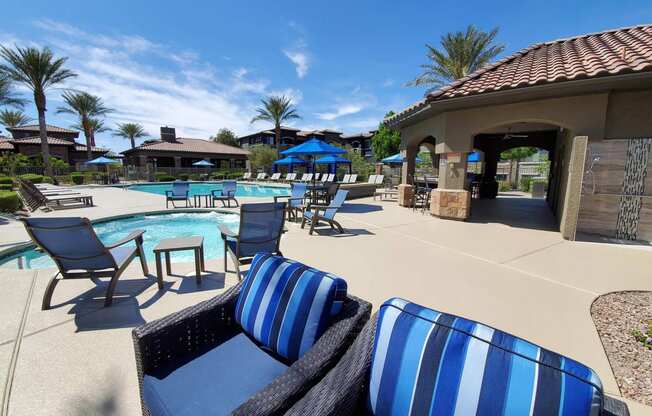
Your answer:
(132, 257), (371, 416)
(286, 298), (630, 416)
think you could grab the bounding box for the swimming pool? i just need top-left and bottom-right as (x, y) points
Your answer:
(129, 182), (290, 198)
(0, 211), (240, 270)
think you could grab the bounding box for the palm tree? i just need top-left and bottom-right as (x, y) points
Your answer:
(0, 75), (25, 108)
(72, 117), (110, 152)
(0, 109), (32, 131)
(113, 122), (148, 149)
(409, 25), (504, 93)
(57, 91), (112, 160)
(250, 95), (300, 158)
(0, 46), (76, 176)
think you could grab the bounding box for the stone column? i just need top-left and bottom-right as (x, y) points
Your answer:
(174, 156), (182, 169)
(398, 146), (417, 207)
(430, 153), (441, 177)
(138, 155), (148, 167)
(560, 136), (588, 240)
(430, 152), (471, 220)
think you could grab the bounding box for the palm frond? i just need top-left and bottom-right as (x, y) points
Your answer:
(0, 109), (32, 128)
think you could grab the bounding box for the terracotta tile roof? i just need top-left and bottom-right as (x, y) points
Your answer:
(74, 144), (108, 152)
(123, 137), (250, 156)
(0, 138), (14, 150)
(341, 131), (375, 139)
(12, 136), (76, 146)
(388, 24), (652, 125)
(7, 124), (78, 134)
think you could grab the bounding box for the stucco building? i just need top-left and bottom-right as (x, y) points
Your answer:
(387, 24), (652, 243)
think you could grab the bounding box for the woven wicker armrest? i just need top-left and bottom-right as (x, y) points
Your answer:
(285, 315), (377, 416)
(133, 282), (242, 377)
(232, 295), (373, 416)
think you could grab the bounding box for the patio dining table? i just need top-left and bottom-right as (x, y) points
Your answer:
(305, 183), (327, 204)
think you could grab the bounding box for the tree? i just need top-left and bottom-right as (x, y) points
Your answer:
(0, 75), (25, 108)
(500, 147), (538, 161)
(342, 146), (374, 181)
(409, 25), (504, 92)
(113, 122), (148, 149)
(0, 109), (32, 130)
(0, 46), (76, 176)
(72, 117), (110, 154)
(248, 145), (277, 172)
(57, 91), (112, 160)
(372, 112), (401, 160)
(250, 95), (300, 158)
(210, 128), (240, 147)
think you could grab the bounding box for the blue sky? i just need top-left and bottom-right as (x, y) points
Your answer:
(1, 0), (651, 152)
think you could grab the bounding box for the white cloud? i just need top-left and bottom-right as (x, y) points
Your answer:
(0, 20), (302, 152)
(283, 49), (309, 78)
(315, 104), (363, 121)
(382, 78), (395, 87)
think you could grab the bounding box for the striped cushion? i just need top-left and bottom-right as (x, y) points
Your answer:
(368, 298), (604, 416)
(235, 253), (347, 362)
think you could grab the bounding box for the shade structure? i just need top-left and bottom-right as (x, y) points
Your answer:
(273, 156), (307, 166)
(315, 154), (352, 175)
(467, 151), (481, 162)
(280, 138), (346, 156)
(381, 153), (423, 165)
(192, 159), (215, 167)
(85, 156), (119, 165)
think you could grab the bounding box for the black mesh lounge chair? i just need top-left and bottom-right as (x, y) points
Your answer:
(286, 298), (630, 416)
(132, 254), (371, 416)
(165, 181), (190, 208)
(301, 189), (349, 235)
(211, 180), (239, 207)
(21, 217), (154, 309)
(220, 202), (286, 280)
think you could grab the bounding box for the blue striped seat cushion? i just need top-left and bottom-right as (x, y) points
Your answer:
(368, 298), (604, 416)
(235, 253), (347, 362)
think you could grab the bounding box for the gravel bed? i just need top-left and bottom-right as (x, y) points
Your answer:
(591, 291), (652, 406)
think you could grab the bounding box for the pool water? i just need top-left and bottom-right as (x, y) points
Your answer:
(0, 212), (240, 270)
(129, 182), (290, 198)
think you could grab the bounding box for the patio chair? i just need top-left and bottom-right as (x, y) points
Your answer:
(21, 217), (153, 310)
(301, 189), (349, 235)
(348, 174), (357, 183)
(220, 202), (286, 280)
(133, 253), (372, 416)
(165, 181), (190, 208)
(367, 174), (377, 184)
(286, 297), (629, 416)
(327, 173), (335, 182)
(413, 181), (431, 213)
(314, 173), (321, 181)
(374, 174), (384, 185)
(304, 173), (313, 182)
(314, 182), (340, 205)
(211, 180), (239, 208)
(274, 182), (308, 221)
(341, 174), (351, 184)
(269, 172), (281, 181)
(255, 172), (267, 181)
(18, 179), (94, 211)
(320, 174), (329, 183)
(285, 172), (296, 182)
(242, 172), (251, 181)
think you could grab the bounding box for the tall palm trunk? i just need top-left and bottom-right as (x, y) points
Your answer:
(275, 124), (281, 159)
(35, 92), (53, 177)
(130, 136), (135, 149)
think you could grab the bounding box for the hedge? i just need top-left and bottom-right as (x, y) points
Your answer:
(18, 174), (44, 184)
(177, 173), (190, 181)
(189, 174), (201, 181)
(0, 184), (13, 191)
(42, 176), (54, 184)
(155, 174), (176, 182)
(227, 172), (244, 179)
(0, 176), (13, 185)
(0, 191), (21, 212)
(71, 173), (84, 185)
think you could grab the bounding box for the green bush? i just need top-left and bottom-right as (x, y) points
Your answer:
(18, 173), (44, 184)
(0, 191), (21, 212)
(227, 172), (244, 179)
(155, 173), (175, 182)
(177, 173), (190, 181)
(498, 181), (512, 192)
(0, 176), (13, 185)
(519, 177), (533, 192)
(189, 174), (200, 181)
(71, 173), (84, 185)
(0, 184), (13, 191)
(42, 176), (54, 184)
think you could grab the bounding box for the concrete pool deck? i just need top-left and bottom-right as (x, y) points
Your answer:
(1, 186), (651, 415)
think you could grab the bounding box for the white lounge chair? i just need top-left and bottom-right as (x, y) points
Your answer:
(327, 174), (335, 182)
(375, 175), (385, 185)
(367, 175), (377, 184)
(256, 173), (267, 181)
(320, 174), (329, 183)
(348, 174), (357, 183)
(314, 173), (321, 181)
(242, 172), (252, 181)
(269, 173), (281, 181)
(304, 173), (313, 182)
(341, 174), (350, 183)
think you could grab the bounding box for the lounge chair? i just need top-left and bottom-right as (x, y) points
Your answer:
(341, 174), (350, 184)
(286, 297), (629, 416)
(21, 217), (153, 309)
(367, 174), (377, 184)
(374, 174), (384, 185)
(220, 202), (286, 280)
(283, 172), (294, 182)
(302, 189), (349, 235)
(304, 173), (313, 182)
(327, 173), (335, 182)
(348, 174), (357, 183)
(255, 172), (267, 181)
(241, 172), (251, 181)
(274, 182), (308, 221)
(212, 180), (238, 207)
(132, 253), (371, 416)
(320, 174), (329, 183)
(165, 181), (190, 208)
(269, 172), (281, 181)
(18, 179), (93, 211)
(314, 173), (321, 181)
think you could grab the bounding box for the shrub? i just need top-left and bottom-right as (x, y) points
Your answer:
(189, 174), (200, 181)
(498, 181), (512, 192)
(18, 173), (44, 184)
(519, 177), (533, 192)
(227, 172), (244, 179)
(0, 176), (13, 185)
(0, 191), (21, 212)
(0, 184), (13, 191)
(155, 173), (175, 182)
(42, 176), (54, 184)
(177, 173), (189, 181)
(71, 173), (84, 185)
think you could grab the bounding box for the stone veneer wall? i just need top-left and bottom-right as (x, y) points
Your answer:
(430, 189), (471, 220)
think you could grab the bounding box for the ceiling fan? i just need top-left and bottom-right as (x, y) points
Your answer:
(501, 128), (528, 140)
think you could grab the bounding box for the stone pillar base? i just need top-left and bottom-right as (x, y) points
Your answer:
(430, 189), (471, 220)
(398, 184), (414, 207)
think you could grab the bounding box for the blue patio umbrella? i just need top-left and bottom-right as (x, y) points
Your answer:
(281, 138), (346, 183)
(381, 153), (423, 165)
(315, 154), (352, 174)
(467, 151), (481, 162)
(192, 159), (215, 167)
(273, 155), (306, 173)
(85, 156), (119, 165)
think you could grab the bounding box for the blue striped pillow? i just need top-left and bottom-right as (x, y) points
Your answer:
(368, 298), (604, 416)
(234, 253), (347, 362)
